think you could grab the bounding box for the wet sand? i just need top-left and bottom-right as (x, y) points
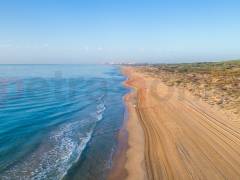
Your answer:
(123, 78), (146, 180)
(107, 114), (128, 180)
(108, 81), (146, 180)
(122, 66), (240, 180)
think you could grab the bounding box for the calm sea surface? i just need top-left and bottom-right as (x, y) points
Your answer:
(0, 65), (127, 180)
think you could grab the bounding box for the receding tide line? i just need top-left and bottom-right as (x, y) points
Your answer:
(108, 67), (146, 180)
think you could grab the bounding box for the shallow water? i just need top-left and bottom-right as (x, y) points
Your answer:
(0, 65), (127, 179)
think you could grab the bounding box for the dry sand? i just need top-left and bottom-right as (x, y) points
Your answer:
(122, 66), (240, 180)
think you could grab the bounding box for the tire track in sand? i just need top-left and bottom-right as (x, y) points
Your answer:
(124, 67), (240, 180)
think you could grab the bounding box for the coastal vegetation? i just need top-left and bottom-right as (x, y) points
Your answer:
(136, 60), (240, 116)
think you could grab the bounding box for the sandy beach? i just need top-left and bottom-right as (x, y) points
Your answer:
(122, 66), (240, 180)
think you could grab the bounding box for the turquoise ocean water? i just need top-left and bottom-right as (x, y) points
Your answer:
(0, 65), (127, 180)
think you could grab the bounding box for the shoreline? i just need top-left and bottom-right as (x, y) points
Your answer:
(107, 107), (128, 180)
(108, 67), (146, 180)
(123, 71), (146, 180)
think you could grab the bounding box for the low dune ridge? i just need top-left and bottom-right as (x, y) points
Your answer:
(136, 60), (240, 119)
(123, 65), (240, 180)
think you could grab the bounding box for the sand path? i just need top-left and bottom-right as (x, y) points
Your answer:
(124, 67), (240, 180)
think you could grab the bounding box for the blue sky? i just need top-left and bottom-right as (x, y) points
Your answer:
(0, 0), (240, 64)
